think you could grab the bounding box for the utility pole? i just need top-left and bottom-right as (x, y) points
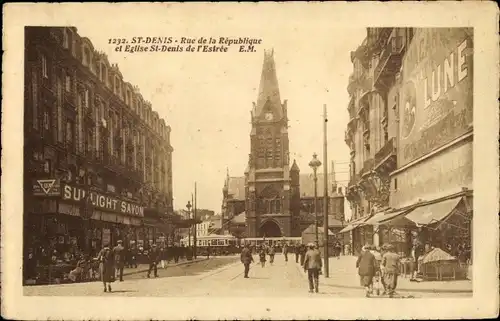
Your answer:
(194, 182), (198, 259)
(323, 103), (329, 278)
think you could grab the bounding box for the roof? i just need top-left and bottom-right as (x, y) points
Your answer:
(301, 224), (334, 236)
(231, 212), (246, 224)
(255, 49), (283, 119)
(228, 177), (246, 201)
(299, 173), (341, 198)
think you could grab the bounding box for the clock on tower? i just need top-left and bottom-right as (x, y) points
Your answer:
(265, 112), (273, 121)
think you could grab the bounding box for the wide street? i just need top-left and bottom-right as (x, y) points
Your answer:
(24, 255), (472, 298)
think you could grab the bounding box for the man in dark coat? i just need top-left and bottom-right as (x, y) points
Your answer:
(128, 245), (138, 268)
(303, 243), (323, 293)
(147, 244), (160, 278)
(294, 244), (300, 263)
(112, 240), (125, 282)
(240, 244), (254, 278)
(356, 244), (377, 297)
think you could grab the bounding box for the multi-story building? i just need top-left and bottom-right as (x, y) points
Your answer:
(24, 27), (174, 258)
(222, 169), (346, 238)
(343, 28), (473, 259)
(219, 50), (346, 239)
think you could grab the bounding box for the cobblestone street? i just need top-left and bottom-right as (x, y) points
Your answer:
(24, 255), (472, 298)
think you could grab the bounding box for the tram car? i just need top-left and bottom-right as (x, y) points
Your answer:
(241, 237), (302, 253)
(180, 234), (239, 256)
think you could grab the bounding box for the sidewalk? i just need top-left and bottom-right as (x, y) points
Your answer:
(123, 257), (208, 276)
(296, 256), (472, 294)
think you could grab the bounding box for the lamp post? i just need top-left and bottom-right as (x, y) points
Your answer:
(186, 201), (192, 247)
(309, 153), (322, 244)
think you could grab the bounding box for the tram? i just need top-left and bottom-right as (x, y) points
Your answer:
(241, 237), (302, 252)
(180, 234), (239, 255)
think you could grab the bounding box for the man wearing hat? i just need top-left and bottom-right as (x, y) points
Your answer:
(303, 243), (323, 293)
(356, 244), (377, 297)
(381, 243), (401, 297)
(112, 240), (125, 282)
(240, 243), (254, 278)
(147, 244), (160, 278)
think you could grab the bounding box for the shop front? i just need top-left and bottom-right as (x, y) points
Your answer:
(25, 180), (145, 284)
(384, 28), (474, 281)
(338, 215), (371, 256)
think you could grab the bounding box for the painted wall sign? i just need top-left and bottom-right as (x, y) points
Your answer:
(33, 178), (61, 196)
(399, 28), (473, 166)
(62, 184), (144, 217)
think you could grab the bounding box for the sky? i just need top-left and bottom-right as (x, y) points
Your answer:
(75, 6), (367, 220)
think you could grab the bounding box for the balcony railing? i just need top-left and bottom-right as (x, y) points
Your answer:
(359, 158), (375, 177)
(374, 137), (397, 167)
(373, 35), (405, 87)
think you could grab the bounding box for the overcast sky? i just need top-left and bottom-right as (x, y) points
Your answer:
(75, 6), (366, 219)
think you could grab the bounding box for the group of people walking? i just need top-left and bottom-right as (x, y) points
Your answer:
(239, 242), (324, 294)
(240, 240), (403, 298)
(93, 241), (165, 293)
(356, 243), (401, 298)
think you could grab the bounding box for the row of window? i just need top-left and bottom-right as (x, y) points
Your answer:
(42, 31), (170, 139)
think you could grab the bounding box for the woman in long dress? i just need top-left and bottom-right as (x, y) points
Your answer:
(97, 244), (115, 293)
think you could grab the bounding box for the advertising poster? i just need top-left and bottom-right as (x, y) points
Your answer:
(399, 28), (473, 167)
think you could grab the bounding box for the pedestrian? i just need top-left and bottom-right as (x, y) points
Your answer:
(381, 243), (401, 298)
(299, 243), (307, 266)
(173, 244), (180, 263)
(268, 245), (275, 265)
(370, 245), (383, 296)
(283, 243), (289, 262)
(160, 247), (168, 269)
(112, 240), (125, 282)
(96, 243), (115, 293)
(147, 244), (160, 278)
(303, 243), (322, 293)
(259, 247), (267, 268)
(207, 246), (211, 259)
(294, 244), (300, 263)
(129, 245), (138, 268)
(356, 243), (377, 297)
(240, 244), (254, 278)
(335, 241), (342, 259)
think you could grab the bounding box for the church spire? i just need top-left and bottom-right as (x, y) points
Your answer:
(255, 49), (282, 118)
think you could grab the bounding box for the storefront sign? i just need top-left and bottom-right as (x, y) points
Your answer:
(33, 178), (61, 196)
(399, 28), (473, 166)
(62, 184), (144, 217)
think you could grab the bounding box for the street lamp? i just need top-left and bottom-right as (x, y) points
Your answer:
(186, 201), (192, 247)
(309, 153), (322, 244)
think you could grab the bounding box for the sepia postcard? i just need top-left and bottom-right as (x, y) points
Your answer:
(1, 2), (499, 320)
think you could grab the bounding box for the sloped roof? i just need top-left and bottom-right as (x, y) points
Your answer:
(228, 177), (246, 201)
(255, 49), (282, 119)
(299, 173), (339, 198)
(299, 212), (344, 227)
(302, 224), (334, 236)
(231, 212), (246, 224)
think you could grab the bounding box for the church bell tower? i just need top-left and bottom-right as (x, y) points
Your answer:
(245, 49), (300, 238)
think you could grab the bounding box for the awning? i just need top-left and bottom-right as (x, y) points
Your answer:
(405, 197), (463, 226)
(338, 216), (369, 234)
(365, 210), (410, 225)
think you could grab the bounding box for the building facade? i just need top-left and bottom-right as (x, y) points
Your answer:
(222, 170), (346, 238)
(24, 27), (174, 258)
(344, 28), (473, 259)
(243, 49), (300, 237)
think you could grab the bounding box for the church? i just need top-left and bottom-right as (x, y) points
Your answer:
(220, 49), (345, 238)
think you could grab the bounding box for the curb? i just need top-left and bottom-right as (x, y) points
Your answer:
(122, 258), (209, 276)
(294, 261), (471, 294)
